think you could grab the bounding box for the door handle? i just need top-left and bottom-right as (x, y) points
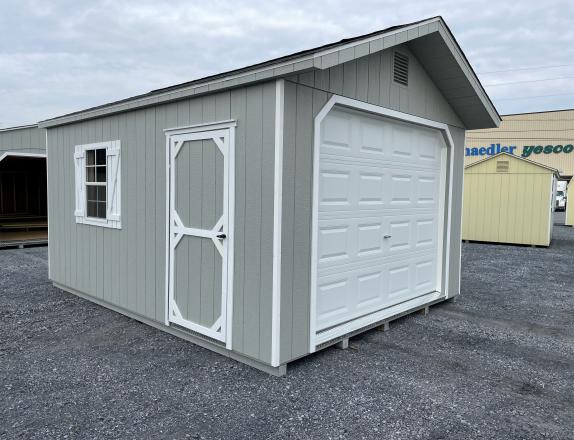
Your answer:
(216, 233), (227, 239)
(383, 234), (392, 239)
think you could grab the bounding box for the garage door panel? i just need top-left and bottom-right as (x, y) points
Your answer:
(390, 174), (414, 205)
(416, 174), (440, 205)
(318, 214), (436, 273)
(388, 263), (410, 301)
(359, 117), (391, 157)
(316, 107), (443, 332)
(317, 277), (351, 327)
(391, 124), (415, 160)
(415, 218), (437, 248)
(317, 266), (389, 331)
(388, 218), (411, 251)
(357, 271), (384, 308)
(415, 258), (436, 295)
(321, 111), (353, 152)
(416, 129), (443, 165)
(318, 224), (351, 264)
(358, 172), (385, 206)
(319, 167), (351, 208)
(318, 217), (382, 268)
(357, 222), (384, 257)
(319, 161), (439, 213)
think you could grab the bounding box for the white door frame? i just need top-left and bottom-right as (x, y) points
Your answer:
(309, 95), (456, 352)
(164, 120), (236, 349)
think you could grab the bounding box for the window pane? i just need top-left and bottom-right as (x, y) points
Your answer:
(87, 200), (98, 217)
(96, 166), (106, 182)
(86, 150), (95, 166)
(97, 201), (107, 218)
(96, 149), (106, 165)
(86, 167), (95, 182)
(87, 185), (98, 201)
(97, 186), (106, 202)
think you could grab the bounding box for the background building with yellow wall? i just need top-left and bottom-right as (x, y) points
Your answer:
(463, 153), (558, 246)
(466, 109), (574, 180)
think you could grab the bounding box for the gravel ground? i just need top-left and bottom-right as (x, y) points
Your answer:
(1, 217), (573, 439)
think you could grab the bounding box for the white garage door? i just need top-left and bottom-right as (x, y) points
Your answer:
(315, 107), (445, 333)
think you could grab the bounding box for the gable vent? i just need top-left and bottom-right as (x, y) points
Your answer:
(496, 160), (509, 173)
(393, 52), (409, 86)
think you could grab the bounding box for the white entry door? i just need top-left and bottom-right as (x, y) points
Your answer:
(314, 107), (445, 334)
(166, 125), (235, 346)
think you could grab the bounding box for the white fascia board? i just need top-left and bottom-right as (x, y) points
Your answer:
(37, 19), (442, 129)
(0, 124), (39, 133)
(38, 17), (498, 130)
(0, 152), (47, 163)
(435, 23), (500, 128)
(311, 17), (440, 59)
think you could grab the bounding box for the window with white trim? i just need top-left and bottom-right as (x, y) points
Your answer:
(74, 141), (121, 229)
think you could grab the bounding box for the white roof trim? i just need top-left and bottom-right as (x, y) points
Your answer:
(0, 152), (47, 163)
(465, 151), (559, 174)
(0, 124), (39, 133)
(312, 17), (439, 58)
(39, 16), (498, 129)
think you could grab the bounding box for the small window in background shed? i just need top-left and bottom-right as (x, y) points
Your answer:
(496, 160), (509, 173)
(393, 51), (409, 86)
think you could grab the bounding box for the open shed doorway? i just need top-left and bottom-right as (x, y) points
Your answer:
(0, 155), (47, 248)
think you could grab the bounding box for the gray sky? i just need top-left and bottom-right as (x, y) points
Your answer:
(1, 0), (573, 127)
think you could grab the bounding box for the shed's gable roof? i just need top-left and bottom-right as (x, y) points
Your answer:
(0, 124), (39, 133)
(39, 16), (500, 130)
(465, 152), (559, 174)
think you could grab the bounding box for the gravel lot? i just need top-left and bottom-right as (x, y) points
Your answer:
(1, 216), (573, 439)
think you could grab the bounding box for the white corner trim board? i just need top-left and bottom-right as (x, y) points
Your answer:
(0, 152), (47, 163)
(271, 79), (285, 367)
(46, 130), (51, 280)
(309, 94), (456, 353)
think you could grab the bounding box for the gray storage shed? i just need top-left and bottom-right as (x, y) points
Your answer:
(39, 16), (500, 375)
(0, 125), (47, 246)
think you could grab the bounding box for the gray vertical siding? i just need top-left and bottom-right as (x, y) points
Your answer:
(173, 138), (224, 328)
(0, 125), (46, 156)
(47, 82), (276, 365)
(279, 44), (467, 363)
(279, 82), (331, 363)
(286, 44), (464, 130)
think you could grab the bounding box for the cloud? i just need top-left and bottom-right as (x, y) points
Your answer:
(0, 0), (573, 126)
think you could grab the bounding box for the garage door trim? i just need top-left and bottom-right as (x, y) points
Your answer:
(309, 95), (456, 353)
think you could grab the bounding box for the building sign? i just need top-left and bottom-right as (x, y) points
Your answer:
(465, 143), (574, 158)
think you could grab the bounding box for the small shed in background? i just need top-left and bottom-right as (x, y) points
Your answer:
(566, 178), (574, 226)
(0, 125), (47, 248)
(462, 152), (558, 246)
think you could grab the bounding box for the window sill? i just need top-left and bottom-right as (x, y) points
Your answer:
(76, 216), (121, 230)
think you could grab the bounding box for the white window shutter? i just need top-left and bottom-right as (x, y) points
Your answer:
(74, 147), (85, 219)
(106, 141), (121, 225)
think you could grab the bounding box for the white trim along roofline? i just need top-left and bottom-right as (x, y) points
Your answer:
(0, 152), (47, 163)
(0, 124), (39, 133)
(464, 151), (560, 174)
(37, 16), (499, 130)
(308, 94), (456, 353)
